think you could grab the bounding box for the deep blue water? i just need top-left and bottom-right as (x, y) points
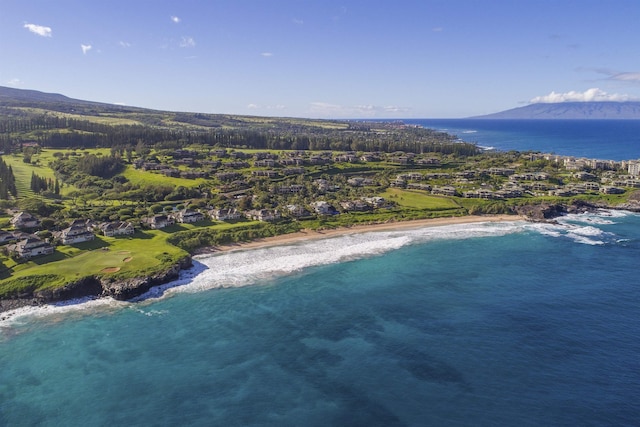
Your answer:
(2, 214), (639, 426)
(2, 121), (640, 426)
(408, 119), (640, 161)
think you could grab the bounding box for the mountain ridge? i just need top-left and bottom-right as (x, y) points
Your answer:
(470, 101), (640, 119)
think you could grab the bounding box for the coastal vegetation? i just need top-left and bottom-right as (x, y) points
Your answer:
(1, 87), (639, 305)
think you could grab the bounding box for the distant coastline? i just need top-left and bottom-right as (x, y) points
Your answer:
(469, 101), (640, 120)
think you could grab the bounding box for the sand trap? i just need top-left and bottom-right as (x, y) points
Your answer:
(101, 267), (121, 273)
(123, 257), (133, 263)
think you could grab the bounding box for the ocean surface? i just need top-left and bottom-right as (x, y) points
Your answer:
(408, 119), (640, 161)
(2, 121), (640, 426)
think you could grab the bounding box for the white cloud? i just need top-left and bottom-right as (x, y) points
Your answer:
(24, 23), (52, 37)
(180, 36), (196, 48)
(530, 88), (636, 103)
(247, 104), (260, 109)
(6, 78), (22, 86)
(171, 16), (181, 23)
(432, 27), (443, 32)
(292, 18), (304, 25)
(81, 44), (92, 55)
(261, 52), (273, 57)
(119, 41), (131, 48)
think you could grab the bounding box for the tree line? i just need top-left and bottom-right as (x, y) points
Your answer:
(30, 172), (60, 195)
(1, 115), (480, 156)
(0, 158), (17, 199)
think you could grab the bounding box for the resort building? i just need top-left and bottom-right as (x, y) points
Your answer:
(173, 209), (205, 223)
(98, 221), (135, 237)
(144, 214), (175, 229)
(56, 220), (95, 245)
(10, 212), (40, 230)
(6, 237), (54, 259)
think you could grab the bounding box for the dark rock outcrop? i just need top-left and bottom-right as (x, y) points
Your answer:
(100, 256), (192, 300)
(0, 256), (192, 314)
(514, 203), (567, 221)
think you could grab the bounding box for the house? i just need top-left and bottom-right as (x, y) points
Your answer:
(208, 208), (241, 221)
(56, 220), (95, 244)
(144, 214), (175, 229)
(6, 237), (54, 259)
(362, 196), (386, 208)
(431, 186), (457, 196)
(174, 209), (205, 223)
(244, 209), (281, 222)
(10, 212), (40, 230)
(254, 159), (276, 167)
(310, 201), (335, 215)
(252, 170), (278, 178)
(600, 186), (625, 195)
(99, 221), (135, 237)
(285, 205), (311, 218)
(0, 230), (15, 245)
(340, 200), (371, 212)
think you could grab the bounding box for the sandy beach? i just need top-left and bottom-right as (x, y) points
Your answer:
(199, 214), (526, 255)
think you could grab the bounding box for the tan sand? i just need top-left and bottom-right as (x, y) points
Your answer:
(196, 214), (526, 255)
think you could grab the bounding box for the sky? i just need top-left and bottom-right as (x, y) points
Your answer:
(2, 0), (640, 119)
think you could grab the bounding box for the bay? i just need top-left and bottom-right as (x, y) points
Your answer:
(2, 120), (640, 426)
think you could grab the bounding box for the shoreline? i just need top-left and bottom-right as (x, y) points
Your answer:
(1, 214), (525, 320)
(195, 214), (526, 255)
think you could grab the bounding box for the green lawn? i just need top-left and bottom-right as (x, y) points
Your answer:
(122, 166), (206, 188)
(381, 188), (461, 210)
(0, 230), (188, 295)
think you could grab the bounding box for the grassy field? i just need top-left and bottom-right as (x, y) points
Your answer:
(0, 220), (272, 297)
(381, 188), (461, 210)
(121, 166), (207, 188)
(13, 107), (144, 126)
(0, 229), (185, 287)
(3, 154), (58, 198)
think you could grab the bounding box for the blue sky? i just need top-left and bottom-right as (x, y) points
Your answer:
(2, 0), (640, 118)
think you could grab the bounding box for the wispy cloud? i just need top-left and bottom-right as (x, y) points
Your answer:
(261, 52), (273, 57)
(6, 78), (22, 86)
(119, 41), (131, 48)
(292, 18), (304, 25)
(592, 68), (640, 83)
(310, 102), (410, 118)
(81, 44), (93, 55)
(530, 88), (637, 103)
(24, 23), (52, 37)
(247, 103), (286, 111)
(611, 72), (640, 82)
(171, 16), (181, 24)
(179, 36), (196, 48)
(432, 27), (443, 32)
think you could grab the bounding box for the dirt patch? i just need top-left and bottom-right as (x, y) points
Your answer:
(123, 257), (133, 263)
(101, 267), (121, 273)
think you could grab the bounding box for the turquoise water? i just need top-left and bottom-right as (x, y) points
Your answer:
(409, 119), (640, 161)
(2, 120), (640, 426)
(2, 213), (640, 426)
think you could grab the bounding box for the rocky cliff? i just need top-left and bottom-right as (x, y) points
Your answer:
(0, 256), (192, 315)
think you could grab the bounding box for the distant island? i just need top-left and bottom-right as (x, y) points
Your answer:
(470, 102), (640, 120)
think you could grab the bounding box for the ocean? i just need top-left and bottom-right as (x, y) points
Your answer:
(408, 119), (640, 161)
(1, 121), (640, 426)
